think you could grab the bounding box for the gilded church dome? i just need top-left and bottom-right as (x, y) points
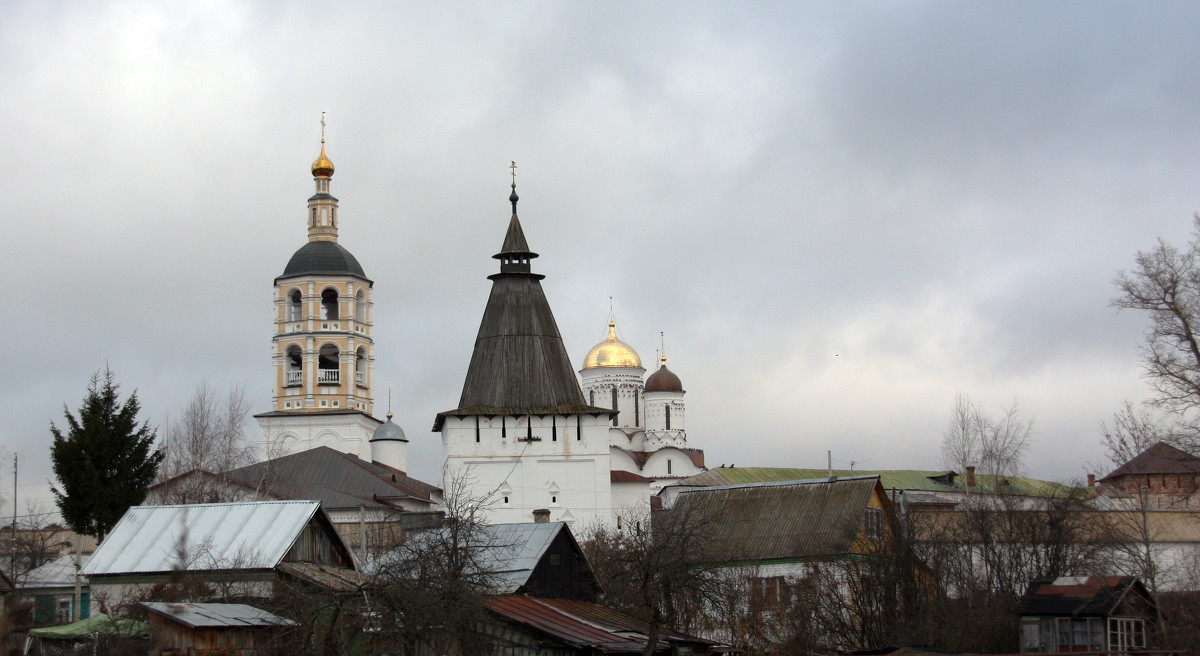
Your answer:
(583, 321), (642, 369)
(311, 142), (335, 178)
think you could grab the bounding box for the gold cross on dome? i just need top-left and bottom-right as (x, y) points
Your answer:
(510, 161), (518, 186)
(321, 112), (326, 142)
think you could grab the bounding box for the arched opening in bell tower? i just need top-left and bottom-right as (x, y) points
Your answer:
(321, 288), (339, 320)
(318, 343), (340, 384)
(355, 290), (366, 322)
(288, 289), (303, 321)
(355, 347), (367, 388)
(285, 345), (303, 387)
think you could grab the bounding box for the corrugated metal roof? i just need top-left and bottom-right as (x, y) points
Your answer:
(143, 602), (295, 628)
(669, 477), (881, 565)
(476, 522), (566, 593)
(373, 521), (570, 594)
(485, 596), (716, 653)
(82, 501), (321, 576)
(387, 521), (567, 594)
(23, 554), (90, 588)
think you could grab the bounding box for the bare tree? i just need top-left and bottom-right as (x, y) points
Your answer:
(1114, 215), (1200, 417)
(1098, 402), (1189, 469)
(152, 381), (255, 504)
(911, 486), (1111, 653)
(940, 392), (1033, 479)
(360, 470), (504, 655)
(9, 502), (70, 576)
(583, 505), (732, 656)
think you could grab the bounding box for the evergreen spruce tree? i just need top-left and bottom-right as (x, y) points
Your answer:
(50, 367), (164, 540)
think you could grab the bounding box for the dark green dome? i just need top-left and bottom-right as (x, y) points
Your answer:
(279, 241), (369, 280)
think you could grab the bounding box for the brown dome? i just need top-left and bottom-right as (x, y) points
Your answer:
(645, 358), (683, 392)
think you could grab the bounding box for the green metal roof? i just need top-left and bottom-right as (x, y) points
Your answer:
(692, 467), (1072, 497)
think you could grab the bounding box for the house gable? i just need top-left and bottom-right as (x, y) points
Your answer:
(521, 525), (598, 601)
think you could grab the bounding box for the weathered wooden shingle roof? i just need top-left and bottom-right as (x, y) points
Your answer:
(667, 476), (882, 566)
(436, 204), (608, 430)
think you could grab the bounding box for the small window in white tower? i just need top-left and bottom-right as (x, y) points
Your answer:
(667, 459), (672, 475)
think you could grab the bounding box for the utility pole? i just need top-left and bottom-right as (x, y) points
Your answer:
(11, 454), (16, 571)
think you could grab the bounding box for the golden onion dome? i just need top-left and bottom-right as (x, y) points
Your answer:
(311, 142), (335, 178)
(583, 321), (642, 369)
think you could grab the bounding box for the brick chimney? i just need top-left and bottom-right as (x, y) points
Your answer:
(966, 466), (976, 487)
(532, 508), (551, 523)
(1087, 473), (1096, 488)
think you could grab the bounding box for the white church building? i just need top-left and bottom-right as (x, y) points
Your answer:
(256, 133), (704, 526)
(436, 178), (705, 526)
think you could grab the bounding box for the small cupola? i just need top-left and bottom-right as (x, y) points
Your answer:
(370, 412), (408, 472)
(645, 355), (683, 392)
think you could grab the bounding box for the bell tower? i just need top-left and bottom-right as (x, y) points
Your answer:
(255, 121), (381, 461)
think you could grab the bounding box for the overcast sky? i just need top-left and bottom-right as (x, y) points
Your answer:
(3, 1), (1199, 514)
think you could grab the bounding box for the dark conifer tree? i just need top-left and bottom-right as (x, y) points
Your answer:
(50, 367), (164, 540)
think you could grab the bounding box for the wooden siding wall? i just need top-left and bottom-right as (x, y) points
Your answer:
(284, 518), (352, 567)
(148, 614), (282, 656)
(523, 532), (597, 602)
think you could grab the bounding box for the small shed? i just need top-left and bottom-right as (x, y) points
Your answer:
(142, 602), (294, 656)
(24, 613), (147, 656)
(1016, 576), (1158, 653)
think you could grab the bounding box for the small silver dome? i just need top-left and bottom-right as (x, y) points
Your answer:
(371, 413), (407, 442)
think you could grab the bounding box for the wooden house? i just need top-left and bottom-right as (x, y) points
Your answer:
(1016, 576), (1158, 653)
(81, 501), (357, 605)
(142, 602), (293, 656)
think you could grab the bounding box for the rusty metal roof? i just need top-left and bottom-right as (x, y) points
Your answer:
(82, 501), (326, 576)
(485, 596), (717, 654)
(142, 602), (295, 628)
(667, 476), (883, 565)
(611, 470), (653, 484)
